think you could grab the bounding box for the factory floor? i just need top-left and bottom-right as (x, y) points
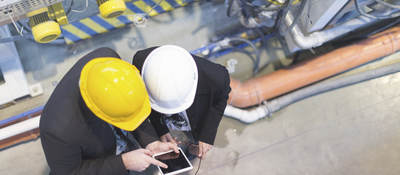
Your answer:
(1, 1), (400, 175)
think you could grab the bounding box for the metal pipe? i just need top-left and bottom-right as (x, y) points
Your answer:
(0, 116), (40, 141)
(286, 12), (374, 49)
(228, 26), (400, 108)
(0, 128), (40, 150)
(224, 105), (269, 124)
(0, 106), (43, 127)
(225, 62), (400, 123)
(285, 7), (399, 49)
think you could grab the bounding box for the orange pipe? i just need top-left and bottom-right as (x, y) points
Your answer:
(228, 26), (400, 108)
(0, 128), (40, 150)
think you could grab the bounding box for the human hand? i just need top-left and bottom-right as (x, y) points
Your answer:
(121, 149), (167, 172)
(198, 141), (212, 159)
(146, 140), (179, 154)
(160, 133), (180, 145)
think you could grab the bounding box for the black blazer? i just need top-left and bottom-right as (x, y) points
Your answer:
(132, 47), (231, 145)
(40, 48), (159, 175)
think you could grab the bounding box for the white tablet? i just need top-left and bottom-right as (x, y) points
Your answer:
(153, 147), (193, 175)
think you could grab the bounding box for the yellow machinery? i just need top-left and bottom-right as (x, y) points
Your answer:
(27, 7), (62, 43)
(97, 0), (127, 18)
(0, 0), (126, 43)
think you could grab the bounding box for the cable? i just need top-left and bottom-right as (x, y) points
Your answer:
(205, 40), (259, 75)
(227, 0), (283, 18)
(65, 0), (74, 16)
(208, 46), (257, 64)
(17, 21), (31, 32)
(375, 0), (400, 9)
(233, 48), (257, 63)
(253, 28), (269, 71)
(194, 158), (202, 175)
(280, 0), (307, 36)
(227, 0), (234, 17)
(228, 37), (261, 75)
(253, 28), (272, 70)
(273, 0), (291, 32)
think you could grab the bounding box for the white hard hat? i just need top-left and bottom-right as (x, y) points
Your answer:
(141, 45), (198, 114)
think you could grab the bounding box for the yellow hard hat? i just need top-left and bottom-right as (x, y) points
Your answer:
(79, 57), (151, 131)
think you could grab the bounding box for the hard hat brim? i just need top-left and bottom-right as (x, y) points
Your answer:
(80, 57), (151, 131)
(104, 96), (151, 131)
(148, 88), (196, 115)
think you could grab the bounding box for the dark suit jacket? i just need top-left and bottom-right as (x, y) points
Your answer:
(132, 47), (231, 145)
(40, 48), (159, 175)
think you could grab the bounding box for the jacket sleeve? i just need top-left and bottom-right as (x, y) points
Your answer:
(131, 119), (159, 147)
(148, 110), (170, 137)
(40, 131), (128, 175)
(196, 66), (231, 145)
(131, 47), (158, 70)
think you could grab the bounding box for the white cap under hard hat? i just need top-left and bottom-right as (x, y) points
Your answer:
(141, 45), (198, 114)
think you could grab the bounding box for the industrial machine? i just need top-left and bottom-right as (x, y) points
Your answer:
(226, 0), (400, 52)
(0, 0), (128, 106)
(0, 0), (127, 44)
(2, 0), (397, 48)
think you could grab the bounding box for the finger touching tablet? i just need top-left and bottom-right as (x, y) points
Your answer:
(153, 147), (193, 175)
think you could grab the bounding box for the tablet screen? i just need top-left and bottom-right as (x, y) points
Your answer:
(154, 149), (191, 174)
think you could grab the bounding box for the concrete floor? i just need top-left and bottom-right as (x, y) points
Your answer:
(1, 1), (400, 175)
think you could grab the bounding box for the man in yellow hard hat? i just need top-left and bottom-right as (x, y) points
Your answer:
(40, 48), (178, 175)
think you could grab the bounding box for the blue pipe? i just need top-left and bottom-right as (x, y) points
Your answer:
(190, 42), (219, 55)
(0, 106), (44, 126)
(190, 33), (275, 57)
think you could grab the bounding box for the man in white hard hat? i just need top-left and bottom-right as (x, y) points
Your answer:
(132, 45), (231, 158)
